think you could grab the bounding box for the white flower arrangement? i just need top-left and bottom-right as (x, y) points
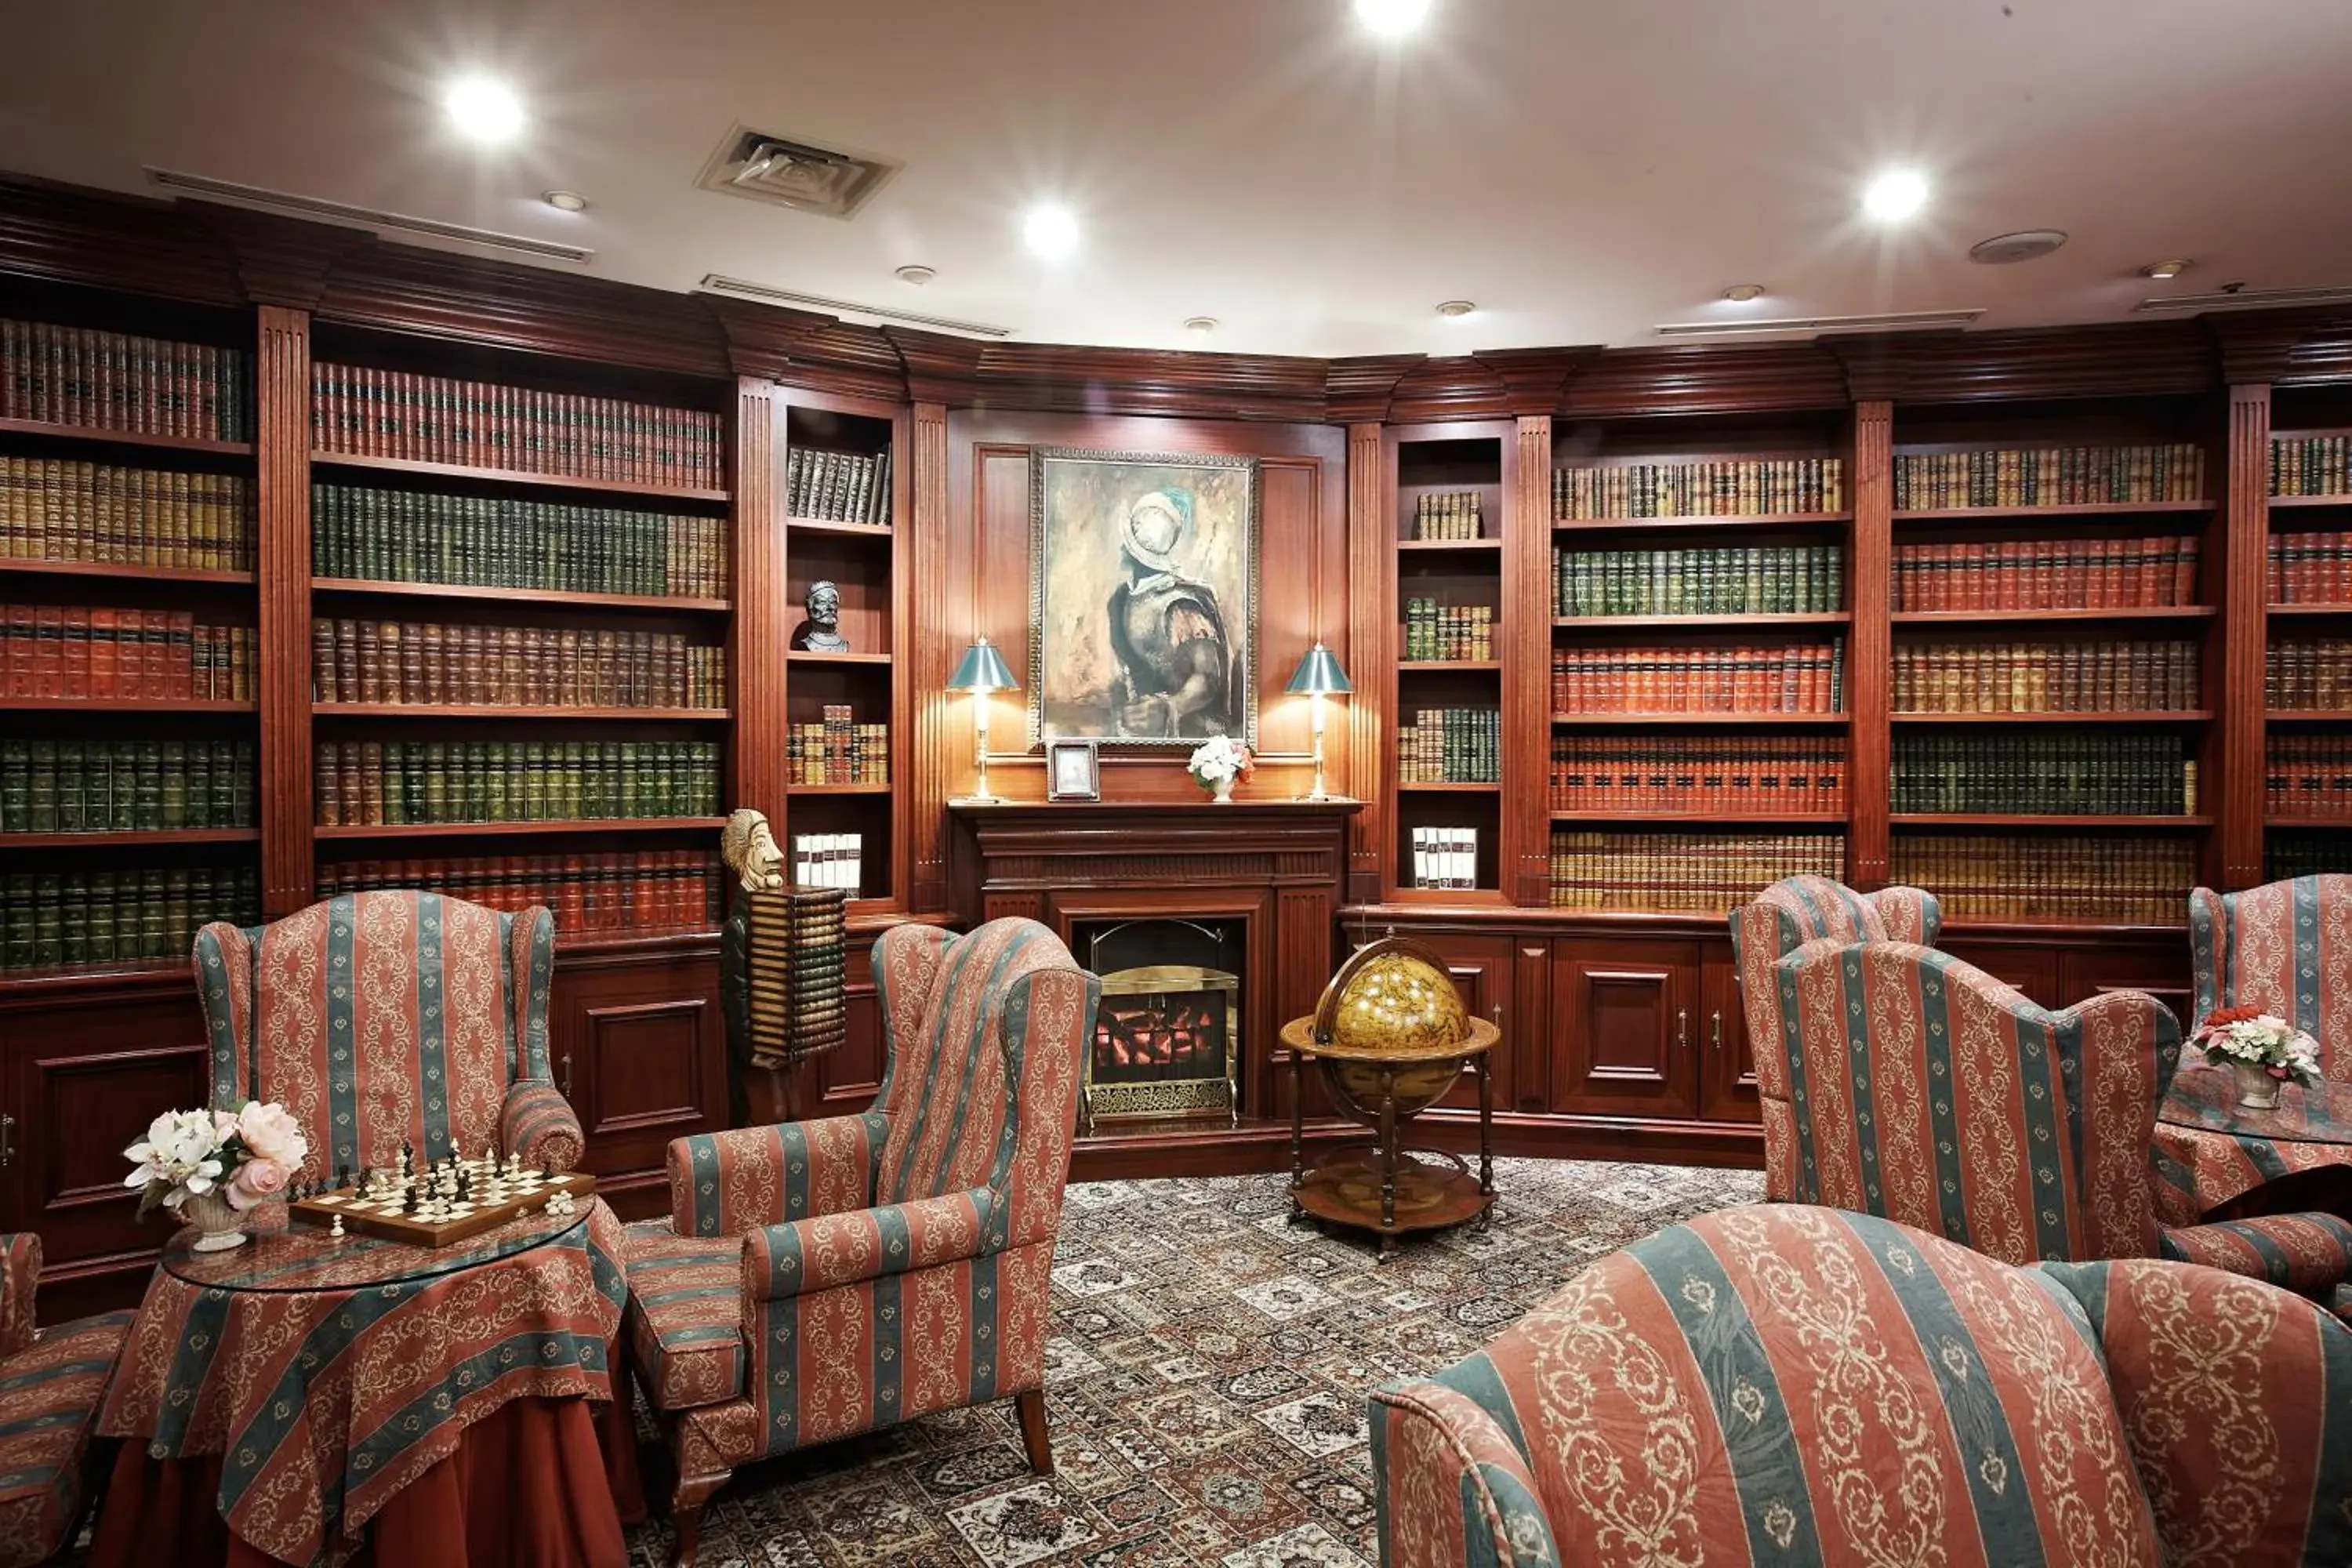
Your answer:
(123, 1101), (310, 1220)
(2188, 1007), (2322, 1088)
(1185, 735), (1254, 795)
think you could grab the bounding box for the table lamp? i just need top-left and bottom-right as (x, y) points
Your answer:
(948, 637), (1018, 802)
(1284, 641), (1352, 802)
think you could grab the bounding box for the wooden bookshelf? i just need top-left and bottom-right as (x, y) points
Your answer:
(1892, 607), (2216, 625)
(1551, 711), (1850, 726)
(1398, 659), (1501, 672)
(0, 558), (255, 587)
(787, 649), (892, 666)
(1891, 710), (2212, 724)
(1888, 814), (2214, 829)
(310, 578), (731, 614)
(787, 782), (891, 796)
(314, 817), (728, 841)
(0, 697), (256, 713)
(1552, 612), (1850, 630)
(310, 449), (729, 504)
(314, 704), (729, 721)
(0, 416), (254, 457)
(1553, 510), (1853, 533)
(2264, 493), (2352, 510)
(2267, 710), (2352, 724)
(1893, 499), (2213, 521)
(1551, 810), (1844, 826)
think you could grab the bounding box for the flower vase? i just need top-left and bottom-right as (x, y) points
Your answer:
(179, 1189), (249, 1252)
(1212, 776), (1236, 804)
(2231, 1061), (2283, 1110)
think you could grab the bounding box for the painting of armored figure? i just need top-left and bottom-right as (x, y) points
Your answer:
(1029, 447), (1258, 746)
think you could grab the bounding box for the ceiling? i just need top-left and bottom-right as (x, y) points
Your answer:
(2, 0), (2347, 358)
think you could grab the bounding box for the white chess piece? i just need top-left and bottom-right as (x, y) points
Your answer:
(329, 1214), (346, 1239)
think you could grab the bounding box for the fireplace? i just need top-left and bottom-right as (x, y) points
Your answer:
(1076, 919), (1243, 1134)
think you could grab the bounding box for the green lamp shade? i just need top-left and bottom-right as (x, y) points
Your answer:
(1284, 643), (1352, 696)
(949, 638), (1018, 692)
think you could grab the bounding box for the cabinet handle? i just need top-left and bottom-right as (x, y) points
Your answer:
(559, 1052), (574, 1098)
(1711, 1011), (1723, 1052)
(0, 1112), (12, 1168)
(1677, 1009), (1688, 1051)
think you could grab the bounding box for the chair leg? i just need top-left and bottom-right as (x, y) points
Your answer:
(1014, 1387), (1053, 1475)
(670, 1468), (729, 1568)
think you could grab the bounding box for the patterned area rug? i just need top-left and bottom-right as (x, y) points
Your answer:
(626, 1156), (1762, 1568)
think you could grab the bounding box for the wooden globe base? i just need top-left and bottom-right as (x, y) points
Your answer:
(1290, 1146), (1492, 1247)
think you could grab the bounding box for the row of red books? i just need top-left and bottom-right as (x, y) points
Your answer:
(1548, 737), (1847, 813)
(1892, 536), (2200, 611)
(2, 602), (252, 701)
(1550, 642), (1845, 715)
(2267, 532), (2352, 604)
(317, 851), (723, 935)
(2265, 735), (2352, 820)
(2267, 640), (2352, 711)
(1548, 832), (1844, 913)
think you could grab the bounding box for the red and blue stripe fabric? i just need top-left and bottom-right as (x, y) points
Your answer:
(0, 1232), (129, 1568)
(193, 892), (583, 1178)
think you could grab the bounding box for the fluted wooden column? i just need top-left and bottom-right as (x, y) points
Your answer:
(909, 401), (953, 912)
(1507, 415), (1552, 905)
(254, 304), (313, 916)
(1848, 399), (1893, 890)
(2218, 383), (2271, 888)
(731, 377), (786, 826)
(1344, 422), (1389, 902)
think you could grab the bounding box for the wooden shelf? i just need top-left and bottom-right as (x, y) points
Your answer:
(1548, 810), (1846, 826)
(310, 450), (728, 504)
(0, 697), (255, 713)
(2268, 493), (2352, 510)
(1553, 612), (1849, 630)
(0, 828), (260, 849)
(1396, 659), (1501, 672)
(1893, 499), (2213, 521)
(1385, 886), (1511, 907)
(1553, 511), (1853, 532)
(314, 817), (728, 841)
(2265, 817), (2352, 831)
(0, 416), (254, 458)
(2267, 603), (2352, 617)
(788, 517), (893, 537)
(1396, 538), (1502, 553)
(787, 650), (892, 666)
(314, 703), (729, 720)
(1552, 712), (1849, 726)
(0, 557), (254, 587)
(1396, 781), (1501, 793)
(1889, 814), (2212, 828)
(1890, 710), (2212, 724)
(1893, 606), (2216, 624)
(2267, 710), (2352, 724)
(310, 578), (731, 614)
(787, 782), (892, 796)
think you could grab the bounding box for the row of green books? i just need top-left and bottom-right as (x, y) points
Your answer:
(2, 866), (261, 972)
(1890, 734), (2194, 815)
(310, 484), (728, 598)
(1397, 707), (1501, 783)
(1553, 546), (1843, 617)
(314, 740), (721, 826)
(2, 740), (255, 835)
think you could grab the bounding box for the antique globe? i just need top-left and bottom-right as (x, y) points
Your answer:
(1310, 937), (1476, 1123)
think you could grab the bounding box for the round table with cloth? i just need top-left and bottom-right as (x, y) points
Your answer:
(91, 1198), (636, 1568)
(2154, 1065), (2352, 1221)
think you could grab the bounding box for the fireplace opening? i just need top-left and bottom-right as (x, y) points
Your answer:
(1073, 917), (1244, 1134)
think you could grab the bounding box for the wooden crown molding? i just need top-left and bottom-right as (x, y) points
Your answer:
(1323, 354), (1423, 423)
(0, 173), (245, 308)
(185, 201), (376, 310)
(1388, 355), (1513, 423)
(1475, 347), (1597, 416)
(2207, 307), (2352, 387)
(1563, 341), (1846, 418)
(1835, 321), (2216, 405)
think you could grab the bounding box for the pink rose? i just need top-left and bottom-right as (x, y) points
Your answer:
(234, 1102), (309, 1166)
(227, 1155), (290, 1211)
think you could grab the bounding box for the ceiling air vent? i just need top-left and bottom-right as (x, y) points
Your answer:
(695, 125), (900, 220)
(1655, 307), (1984, 340)
(2134, 284), (2352, 315)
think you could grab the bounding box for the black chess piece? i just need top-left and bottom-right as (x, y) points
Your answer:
(541, 1157), (555, 1181)
(401, 1138), (414, 1174)
(339, 1165), (353, 1190)
(356, 1167), (370, 1194)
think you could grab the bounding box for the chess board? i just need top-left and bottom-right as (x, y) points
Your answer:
(289, 1160), (597, 1247)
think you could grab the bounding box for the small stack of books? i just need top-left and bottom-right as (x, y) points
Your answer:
(1551, 641), (1845, 714)
(1894, 537), (2200, 610)
(741, 882), (848, 1071)
(1549, 736), (1847, 813)
(1893, 444), (2203, 510)
(1552, 457), (1844, 520)
(1402, 599), (1494, 661)
(2267, 639), (2352, 710)
(1548, 831), (1844, 913)
(1893, 641), (2199, 713)
(786, 447), (891, 525)
(2268, 532), (2352, 604)
(790, 833), (865, 892)
(2270, 434), (2352, 497)
(1, 320), (250, 440)
(2, 864), (262, 971)
(2265, 735), (2352, 820)
(788, 709), (888, 785)
(1397, 709), (1500, 783)
(1, 459), (253, 568)
(311, 618), (723, 709)
(3, 603), (252, 700)
(2, 739), (255, 833)
(1891, 734), (2194, 815)
(310, 365), (722, 489)
(314, 739), (721, 826)
(1553, 545), (1842, 616)
(311, 484), (727, 598)
(1411, 492), (1483, 539)
(1406, 826), (1481, 890)
(319, 850), (722, 933)
(1889, 835), (2192, 924)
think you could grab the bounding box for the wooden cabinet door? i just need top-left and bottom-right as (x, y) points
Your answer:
(1412, 934), (1512, 1113)
(2058, 943), (2194, 1029)
(1698, 941), (1762, 1123)
(552, 950), (726, 1219)
(1941, 940), (2061, 1009)
(1548, 938), (1700, 1118)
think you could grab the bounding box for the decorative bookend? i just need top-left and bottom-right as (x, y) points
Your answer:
(720, 810), (848, 1123)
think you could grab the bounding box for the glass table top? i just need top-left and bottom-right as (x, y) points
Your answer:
(162, 1203), (589, 1294)
(2158, 1065), (2352, 1146)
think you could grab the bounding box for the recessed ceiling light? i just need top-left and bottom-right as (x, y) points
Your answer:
(541, 190), (587, 212)
(895, 264), (938, 285)
(2140, 258), (2193, 281)
(444, 76), (524, 143)
(1022, 202), (1080, 260)
(1722, 285), (1767, 303)
(1184, 316), (1218, 334)
(1355, 0), (1434, 37)
(1435, 299), (1476, 319)
(1860, 167), (1930, 223)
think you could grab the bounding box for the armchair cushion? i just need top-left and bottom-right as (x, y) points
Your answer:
(0, 1237), (34, 1362)
(499, 1078), (583, 1174)
(667, 1113), (888, 1238)
(621, 1227), (746, 1412)
(2188, 876), (2352, 1079)
(744, 1188), (1000, 1304)
(0, 1308), (133, 1568)
(2156, 1212), (2352, 1294)
(1369, 1379), (1559, 1568)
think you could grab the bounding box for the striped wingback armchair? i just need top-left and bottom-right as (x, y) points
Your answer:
(619, 916), (1098, 1567)
(1370, 1203), (2352, 1568)
(0, 1233), (132, 1567)
(1727, 875), (1940, 1199)
(1772, 937), (2352, 1296)
(192, 891), (582, 1177)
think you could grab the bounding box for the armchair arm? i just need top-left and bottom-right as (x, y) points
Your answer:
(0, 1232), (38, 1357)
(500, 1077), (584, 1174)
(668, 1112), (891, 1237)
(1370, 1380), (1559, 1568)
(2159, 1212), (2352, 1294)
(1868, 884), (1941, 946)
(743, 1186), (1000, 1303)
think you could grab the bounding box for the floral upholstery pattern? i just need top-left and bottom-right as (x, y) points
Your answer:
(1727, 877), (1940, 1200)
(1374, 1204), (2352, 1568)
(0, 1232), (129, 1568)
(620, 917), (1098, 1500)
(193, 891), (581, 1178)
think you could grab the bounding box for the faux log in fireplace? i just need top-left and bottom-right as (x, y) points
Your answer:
(946, 800), (1359, 1148)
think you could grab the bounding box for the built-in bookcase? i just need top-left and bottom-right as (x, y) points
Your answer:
(2263, 386), (2352, 879)
(0, 277), (263, 971)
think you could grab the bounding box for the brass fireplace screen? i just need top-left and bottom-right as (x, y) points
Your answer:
(1082, 964), (1240, 1134)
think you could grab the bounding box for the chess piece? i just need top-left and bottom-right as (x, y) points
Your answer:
(400, 1140), (414, 1178)
(796, 579), (850, 653)
(329, 1214), (345, 1239)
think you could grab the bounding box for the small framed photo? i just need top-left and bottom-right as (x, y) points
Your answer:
(1047, 739), (1100, 801)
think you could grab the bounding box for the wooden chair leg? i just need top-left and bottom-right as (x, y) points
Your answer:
(1014, 1387), (1053, 1475)
(669, 1468), (729, 1568)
